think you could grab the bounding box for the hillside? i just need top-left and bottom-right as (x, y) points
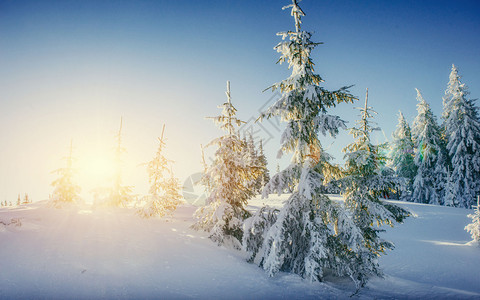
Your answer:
(1, 197), (479, 299)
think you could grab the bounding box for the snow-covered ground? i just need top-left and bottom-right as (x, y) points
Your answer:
(1, 196), (479, 299)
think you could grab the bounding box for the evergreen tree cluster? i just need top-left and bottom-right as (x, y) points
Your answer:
(242, 133), (270, 195)
(1, 200), (13, 207)
(0, 194), (31, 207)
(49, 120), (183, 216)
(19, 0), (480, 292)
(389, 65), (480, 208)
(194, 0), (409, 290)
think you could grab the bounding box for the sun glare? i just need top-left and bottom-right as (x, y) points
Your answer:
(78, 154), (116, 192)
(86, 157), (115, 181)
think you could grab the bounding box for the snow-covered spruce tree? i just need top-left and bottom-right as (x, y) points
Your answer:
(138, 125), (183, 218)
(244, 132), (262, 194)
(193, 81), (259, 248)
(243, 0), (380, 286)
(465, 196), (480, 243)
(199, 144), (212, 194)
(442, 65), (480, 208)
(311, 142), (343, 194)
(390, 111), (416, 200)
(93, 118), (135, 207)
(244, 133), (270, 194)
(255, 139), (270, 193)
(50, 141), (81, 207)
(341, 90), (409, 286)
(164, 168), (182, 205)
(412, 89), (448, 205)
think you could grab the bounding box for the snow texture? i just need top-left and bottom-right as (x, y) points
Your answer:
(1, 198), (479, 299)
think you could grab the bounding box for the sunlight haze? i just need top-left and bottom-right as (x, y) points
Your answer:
(1, 0), (479, 203)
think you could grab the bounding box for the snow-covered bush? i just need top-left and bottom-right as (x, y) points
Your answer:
(465, 197), (480, 243)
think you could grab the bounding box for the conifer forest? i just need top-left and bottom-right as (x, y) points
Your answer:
(1, 1), (480, 299)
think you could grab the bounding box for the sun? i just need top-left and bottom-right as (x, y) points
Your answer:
(86, 156), (115, 181)
(77, 154), (116, 192)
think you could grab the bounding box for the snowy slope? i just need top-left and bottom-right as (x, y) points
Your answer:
(1, 197), (479, 299)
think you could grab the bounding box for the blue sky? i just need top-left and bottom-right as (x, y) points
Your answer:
(1, 0), (479, 202)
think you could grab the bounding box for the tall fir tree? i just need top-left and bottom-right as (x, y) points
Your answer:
(341, 89), (409, 287)
(50, 140), (81, 207)
(442, 65), (480, 208)
(138, 125), (183, 218)
(390, 111), (417, 200)
(412, 89), (448, 205)
(193, 81), (258, 248)
(242, 1), (384, 287)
